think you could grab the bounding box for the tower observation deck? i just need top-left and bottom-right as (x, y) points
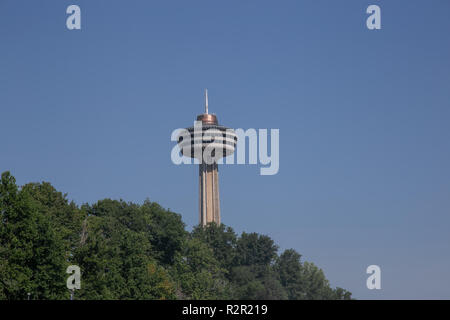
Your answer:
(177, 90), (237, 226)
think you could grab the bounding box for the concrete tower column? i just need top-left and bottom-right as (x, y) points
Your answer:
(199, 163), (221, 226)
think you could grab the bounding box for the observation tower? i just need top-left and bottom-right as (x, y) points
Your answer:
(177, 90), (237, 226)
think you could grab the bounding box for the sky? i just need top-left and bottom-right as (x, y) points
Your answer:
(1, 0), (450, 299)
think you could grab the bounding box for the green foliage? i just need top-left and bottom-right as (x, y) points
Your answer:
(21, 182), (83, 261)
(235, 232), (278, 266)
(0, 172), (352, 300)
(0, 172), (67, 299)
(276, 249), (305, 299)
(191, 223), (237, 271)
(230, 265), (288, 300)
(141, 200), (187, 266)
(172, 238), (231, 299)
(72, 199), (177, 299)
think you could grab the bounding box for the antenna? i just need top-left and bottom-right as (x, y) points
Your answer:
(205, 89), (209, 114)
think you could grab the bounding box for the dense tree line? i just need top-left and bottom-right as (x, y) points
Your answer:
(0, 172), (352, 300)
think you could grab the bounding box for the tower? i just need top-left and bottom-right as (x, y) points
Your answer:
(177, 90), (237, 226)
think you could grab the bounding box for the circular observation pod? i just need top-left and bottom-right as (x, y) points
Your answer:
(177, 114), (237, 163)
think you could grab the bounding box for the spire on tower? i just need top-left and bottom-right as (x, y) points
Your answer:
(205, 89), (209, 114)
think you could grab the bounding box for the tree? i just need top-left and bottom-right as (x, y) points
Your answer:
(191, 223), (237, 271)
(72, 200), (176, 299)
(276, 249), (352, 300)
(141, 200), (187, 266)
(21, 182), (83, 261)
(235, 232), (278, 266)
(299, 261), (335, 300)
(230, 265), (287, 300)
(276, 249), (305, 299)
(0, 172), (67, 299)
(172, 238), (230, 299)
(0, 172), (352, 300)
(334, 287), (353, 300)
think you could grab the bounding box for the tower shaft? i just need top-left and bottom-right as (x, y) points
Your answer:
(199, 163), (220, 226)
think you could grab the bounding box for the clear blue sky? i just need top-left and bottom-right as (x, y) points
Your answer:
(1, 0), (450, 299)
